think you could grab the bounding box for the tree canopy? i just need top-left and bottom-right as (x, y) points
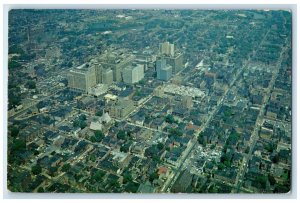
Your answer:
(32, 165), (42, 175)
(26, 80), (36, 89)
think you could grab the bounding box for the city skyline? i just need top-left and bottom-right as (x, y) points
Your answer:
(7, 9), (292, 193)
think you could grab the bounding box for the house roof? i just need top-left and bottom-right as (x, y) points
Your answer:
(186, 123), (200, 131)
(158, 167), (168, 175)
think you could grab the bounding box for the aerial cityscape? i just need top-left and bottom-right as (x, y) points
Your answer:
(7, 9), (292, 193)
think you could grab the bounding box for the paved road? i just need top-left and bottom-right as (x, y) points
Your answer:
(9, 86), (66, 120)
(161, 21), (286, 192)
(233, 30), (290, 192)
(161, 46), (253, 192)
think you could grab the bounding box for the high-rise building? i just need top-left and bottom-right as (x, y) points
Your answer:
(89, 59), (103, 84)
(67, 64), (97, 93)
(95, 65), (103, 84)
(102, 69), (113, 85)
(135, 50), (155, 71)
(122, 64), (144, 84)
(158, 42), (184, 74)
(166, 53), (183, 74)
(160, 65), (172, 81)
(159, 42), (175, 57)
(156, 58), (172, 81)
(156, 58), (166, 69)
(99, 51), (135, 82)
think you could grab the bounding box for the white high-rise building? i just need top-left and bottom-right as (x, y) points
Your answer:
(159, 42), (175, 57)
(89, 59), (103, 84)
(102, 69), (113, 85)
(122, 64), (144, 84)
(67, 64), (97, 93)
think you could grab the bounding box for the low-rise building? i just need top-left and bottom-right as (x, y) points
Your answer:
(107, 99), (135, 119)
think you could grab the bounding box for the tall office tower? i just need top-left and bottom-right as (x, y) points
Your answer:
(135, 50), (154, 71)
(134, 64), (145, 82)
(95, 64), (103, 84)
(123, 64), (144, 84)
(156, 58), (172, 81)
(160, 65), (172, 81)
(158, 42), (183, 74)
(159, 42), (175, 57)
(99, 52), (135, 82)
(156, 58), (166, 79)
(67, 64), (97, 93)
(102, 69), (113, 85)
(90, 59), (102, 84)
(166, 53), (183, 74)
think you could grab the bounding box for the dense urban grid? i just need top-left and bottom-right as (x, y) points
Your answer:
(7, 9), (292, 193)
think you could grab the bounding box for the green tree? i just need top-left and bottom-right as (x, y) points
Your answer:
(264, 143), (275, 153)
(169, 128), (183, 137)
(26, 80), (36, 89)
(227, 132), (240, 145)
(9, 44), (25, 55)
(208, 185), (218, 193)
(165, 114), (175, 124)
(79, 121), (87, 129)
(11, 138), (26, 152)
(197, 132), (207, 146)
(134, 90), (141, 97)
(255, 175), (268, 189)
(120, 144), (129, 153)
(61, 163), (71, 172)
(268, 174), (276, 185)
(123, 171), (133, 184)
(89, 136), (96, 143)
(218, 163), (225, 170)
(245, 146), (250, 154)
(117, 130), (127, 140)
(149, 171), (159, 182)
(110, 179), (120, 188)
(138, 79), (146, 85)
(94, 130), (104, 142)
(157, 142), (164, 151)
(32, 165), (42, 175)
(73, 119), (80, 128)
(48, 166), (58, 177)
(90, 154), (96, 162)
(8, 92), (21, 109)
(92, 170), (106, 182)
(79, 114), (87, 121)
(95, 111), (103, 117)
(220, 153), (232, 166)
(10, 126), (19, 137)
(8, 60), (22, 70)
(272, 154), (279, 164)
(37, 187), (44, 193)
